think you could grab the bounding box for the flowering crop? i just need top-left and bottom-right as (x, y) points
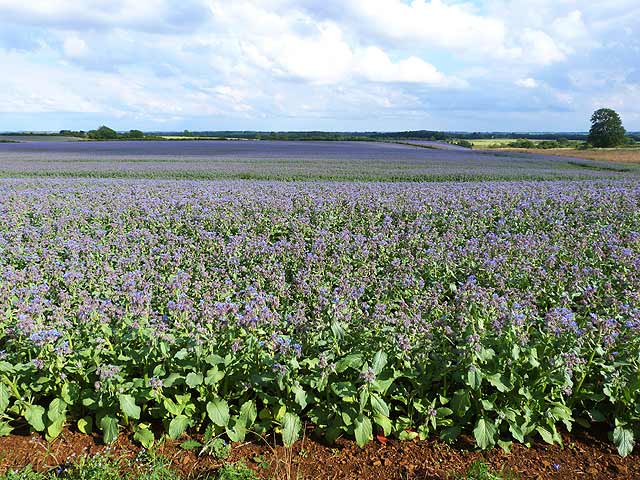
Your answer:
(0, 178), (638, 456)
(0, 140), (637, 181)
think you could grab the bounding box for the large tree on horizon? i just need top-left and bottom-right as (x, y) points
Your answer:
(587, 108), (626, 147)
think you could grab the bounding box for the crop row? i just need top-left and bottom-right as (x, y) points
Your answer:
(0, 179), (638, 455)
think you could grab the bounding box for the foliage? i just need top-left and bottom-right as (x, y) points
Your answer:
(0, 452), (180, 480)
(588, 108), (626, 148)
(0, 179), (638, 456)
(87, 126), (119, 140)
(450, 139), (474, 149)
(215, 463), (259, 480)
(125, 130), (145, 139)
(452, 461), (517, 480)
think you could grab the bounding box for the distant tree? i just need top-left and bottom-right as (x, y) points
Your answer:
(588, 108), (626, 147)
(126, 129), (145, 139)
(88, 125), (119, 140)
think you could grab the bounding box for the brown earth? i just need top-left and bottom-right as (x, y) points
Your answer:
(0, 426), (638, 479)
(489, 148), (640, 164)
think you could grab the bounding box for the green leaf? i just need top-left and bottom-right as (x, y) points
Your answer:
(399, 430), (418, 441)
(467, 366), (482, 391)
(162, 373), (182, 387)
(0, 384), (10, 414)
(100, 415), (119, 444)
(451, 390), (470, 417)
(175, 349), (189, 360)
(473, 418), (497, 450)
(613, 427), (635, 457)
(168, 415), (190, 439)
(0, 421), (12, 437)
(536, 426), (554, 445)
(440, 426), (461, 443)
(207, 399), (230, 427)
(78, 416), (93, 434)
(205, 367), (225, 386)
(437, 407), (453, 418)
(508, 422), (524, 443)
(119, 394), (141, 420)
(477, 347), (495, 362)
(134, 428), (155, 449)
(335, 354), (364, 373)
(370, 394), (390, 418)
(498, 439), (513, 453)
(226, 419), (248, 443)
(25, 405), (46, 432)
(204, 354), (225, 366)
(486, 373), (511, 392)
(180, 439), (203, 451)
(47, 398), (67, 422)
(186, 372), (204, 388)
(373, 414), (392, 436)
(239, 400), (257, 428)
(372, 350), (387, 375)
(47, 419), (65, 441)
(331, 382), (357, 399)
(354, 415), (373, 447)
(61, 383), (80, 405)
(550, 405), (573, 422)
(163, 398), (183, 416)
(282, 412), (302, 447)
(293, 385), (308, 409)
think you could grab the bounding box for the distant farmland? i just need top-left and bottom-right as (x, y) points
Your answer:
(0, 139), (636, 181)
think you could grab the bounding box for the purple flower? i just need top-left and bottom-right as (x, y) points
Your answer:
(96, 364), (121, 381)
(32, 358), (44, 370)
(29, 328), (62, 347)
(149, 376), (163, 390)
(360, 367), (376, 384)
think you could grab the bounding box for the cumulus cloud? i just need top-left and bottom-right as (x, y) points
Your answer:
(63, 36), (88, 58)
(0, 0), (638, 130)
(516, 78), (538, 89)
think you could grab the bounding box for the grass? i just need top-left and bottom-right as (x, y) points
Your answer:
(451, 461), (519, 480)
(0, 455), (261, 480)
(469, 139), (529, 148)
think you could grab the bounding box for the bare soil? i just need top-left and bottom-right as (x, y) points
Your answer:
(0, 426), (638, 479)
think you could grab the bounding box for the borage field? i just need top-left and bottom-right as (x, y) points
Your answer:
(0, 140), (639, 479)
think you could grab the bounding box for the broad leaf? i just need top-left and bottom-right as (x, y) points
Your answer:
(613, 427), (635, 457)
(282, 412), (302, 447)
(372, 350), (387, 375)
(239, 400), (257, 428)
(100, 415), (119, 444)
(168, 415), (190, 439)
(370, 394), (390, 418)
(354, 414), (373, 447)
(207, 399), (230, 427)
(134, 428), (155, 449)
(25, 405), (46, 432)
(186, 372), (204, 388)
(119, 394), (141, 420)
(467, 366), (482, 390)
(0, 384), (10, 413)
(473, 418), (497, 449)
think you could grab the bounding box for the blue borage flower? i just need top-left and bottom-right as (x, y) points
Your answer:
(0, 179), (639, 455)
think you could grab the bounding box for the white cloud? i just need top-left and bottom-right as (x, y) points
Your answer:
(516, 78), (538, 88)
(357, 47), (447, 85)
(63, 36), (88, 58)
(0, 0), (638, 130)
(519, 29), (565, 65)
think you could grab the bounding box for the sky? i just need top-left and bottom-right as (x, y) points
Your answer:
(0, 0), (639, 132)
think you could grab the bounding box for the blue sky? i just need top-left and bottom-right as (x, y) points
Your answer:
(0, 0), (638, 132)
